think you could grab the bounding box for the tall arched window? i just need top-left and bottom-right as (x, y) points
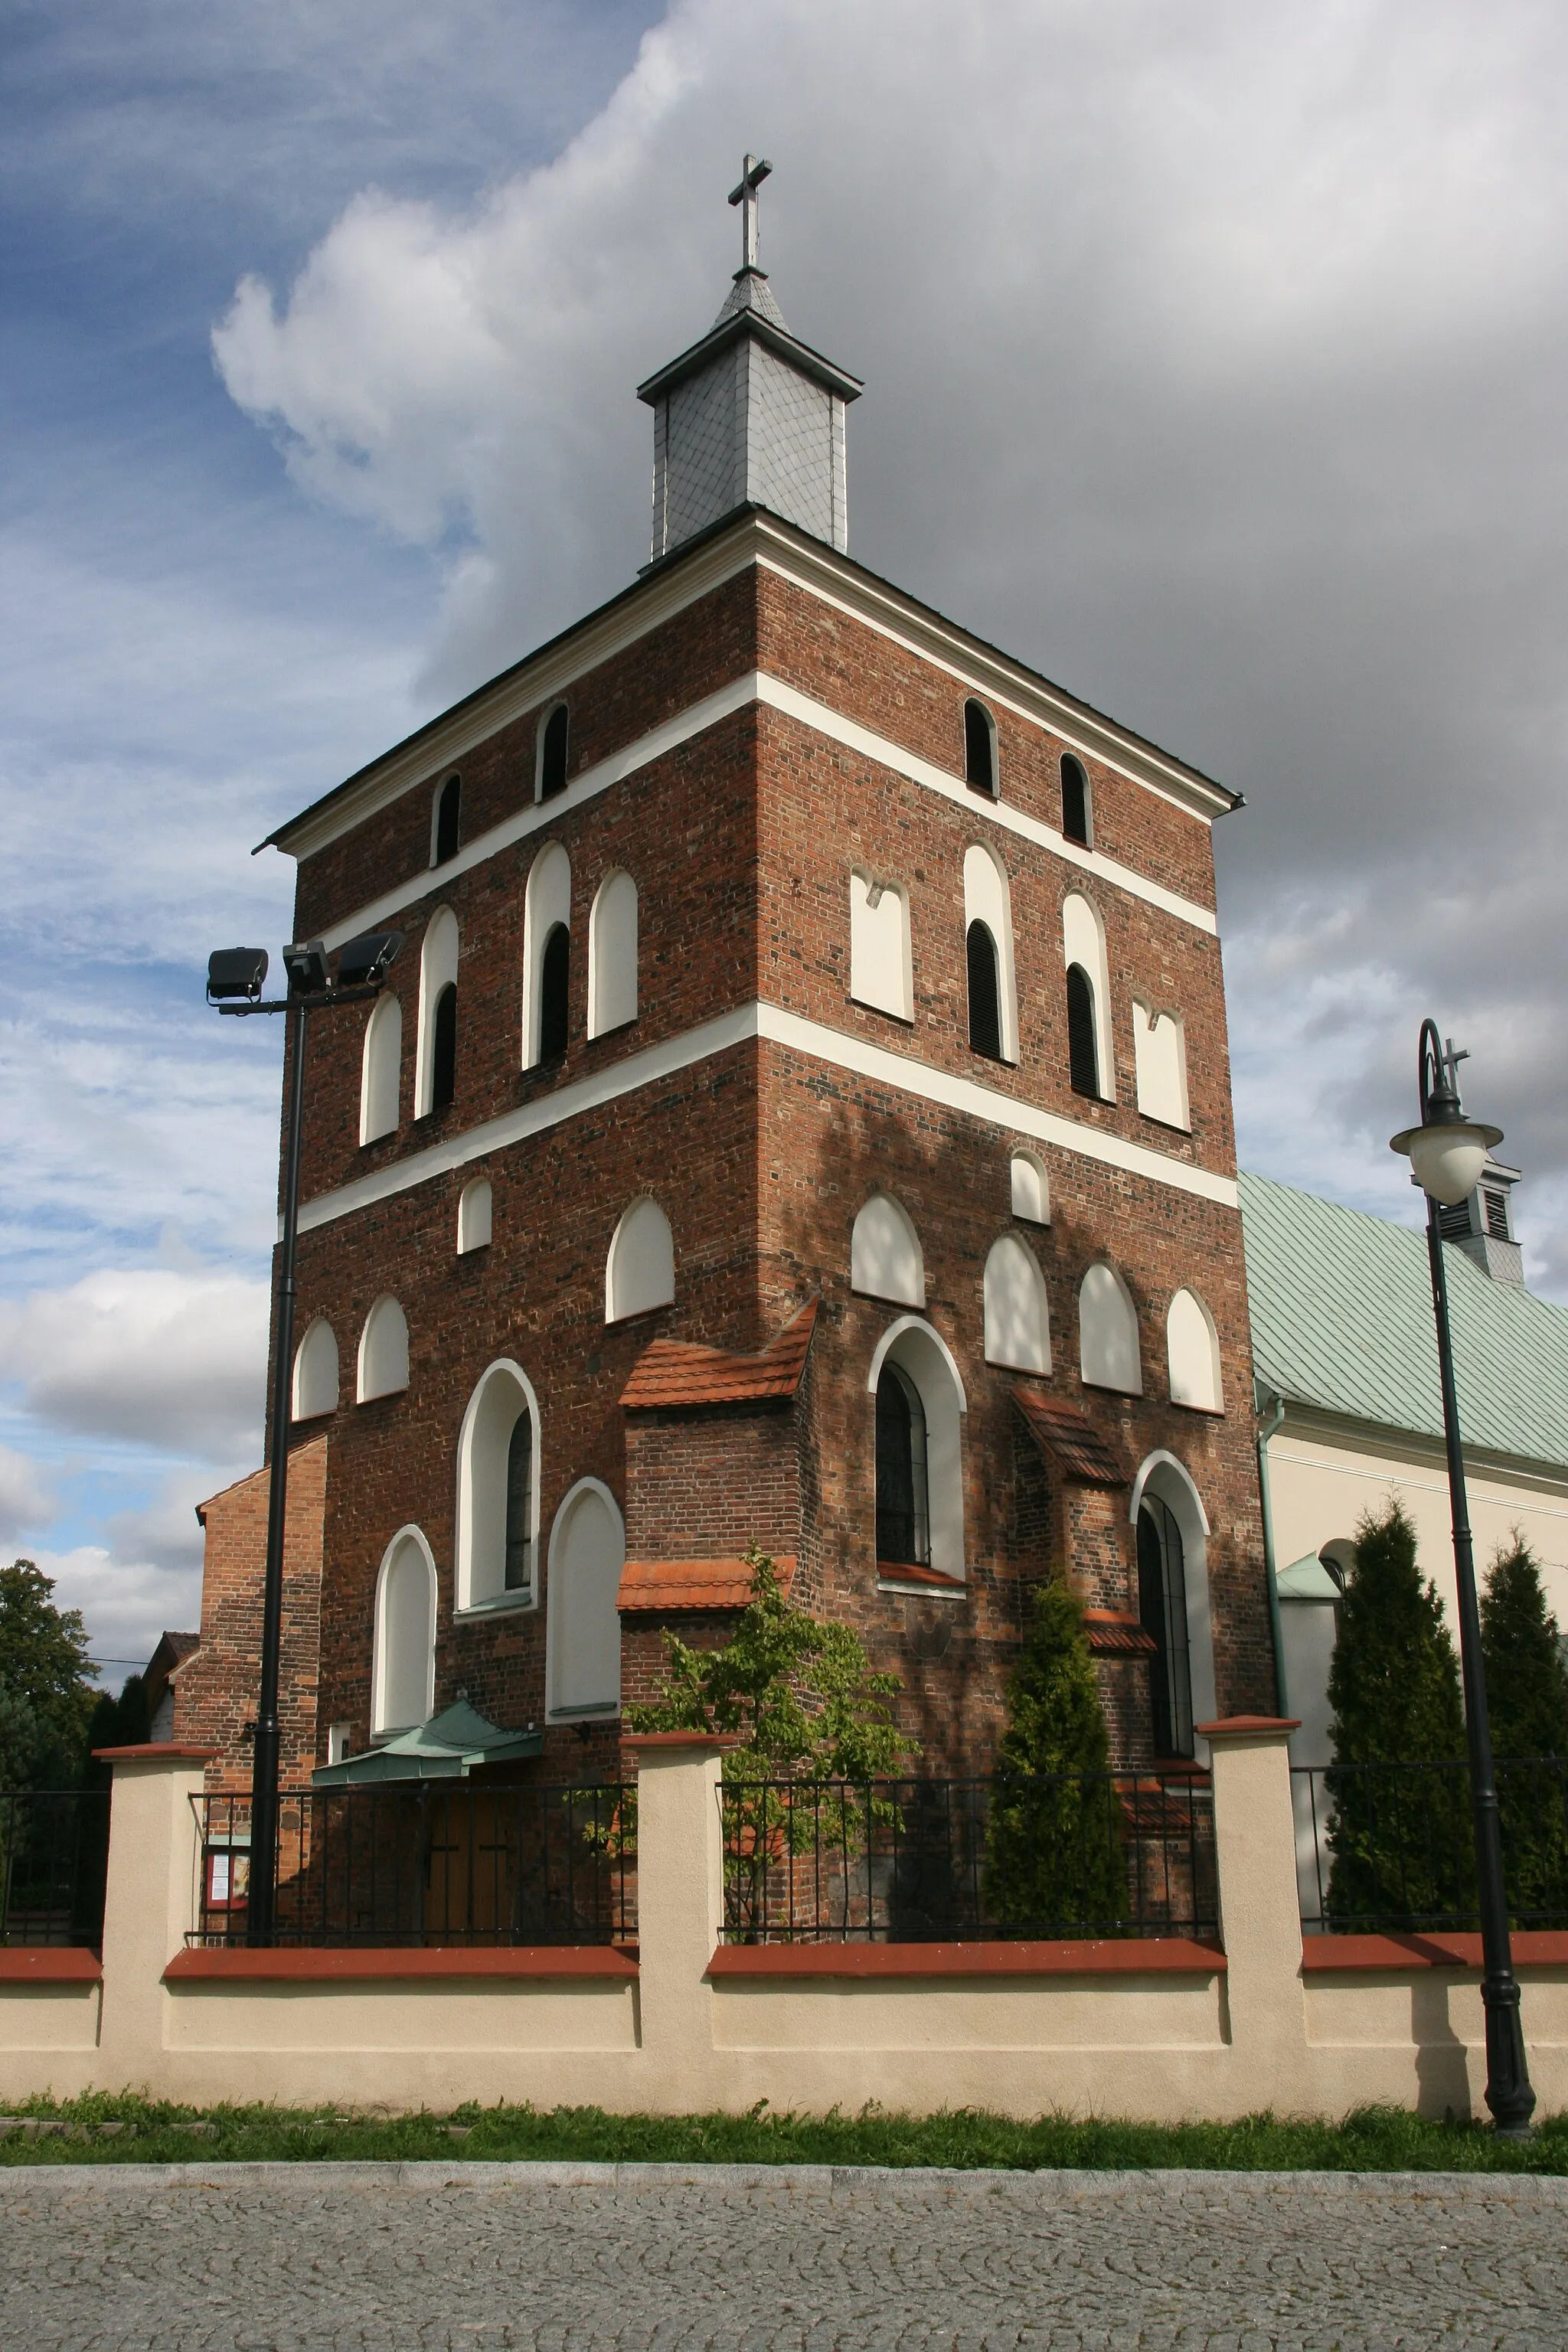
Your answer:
(962, 843), (1018, 1062)
(292, 1317), (339, 1421)
(966, 923), (1002, 1060)
(1133, 1001), (1189, 1130)
(963, 698), (997, 795)
(457, 1177), (492, 1254)
(1079, 1262), (1142, 1395)
(359, 991), (401, 1145)
(1167, 1289), (1223, 1412)
(456, 1360), (541, 1609)
(1137, 1493), (1194, 1758)
(606, 1197), (675, 1322)
(587, 870), (638, 1037)
(547, 1479), (623, 1720)
(521, 841), (571, 1068)
(357, 1295), (409, 1403)
(868, 1318), (967, 1582)
(415, 906), (459, 1118)
(851, 1192), (925, 1308)
(983, 1234), (1050, 1374)
(371, 1527), (436, 1738)
(849, 871), (912, 1021)
(1062, 892), (1112, 1099)
(537, 702), (570, 801)
(1060, 754), (1092, 846)
(432, 774), (461, 866)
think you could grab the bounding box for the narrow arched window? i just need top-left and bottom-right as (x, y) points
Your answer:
(876, 1361), (930, 1568)
(1138, 1494), (1194, 1757)
(521, 842), (571, 1069)
(538, 704), (570, 801)
(538, 924), (570, 1061)
(1067, 964), (1099, 1097)
(963, 698), (997, 795)
(455, 1361), (541, 1610)
(433, 775), (461, 865)
(1060, 755), (1091, 846)
(430, 982), (457, 1110)
(587, 870), (638, 1037)
(504, 1413), (534, 1592)
(966, 921), (1002, 1060)
(359, 991), (401, 1145)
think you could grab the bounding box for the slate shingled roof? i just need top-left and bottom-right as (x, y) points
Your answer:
(1240, 1171), (1568, 1472)
(620, 1301), (818, 1411)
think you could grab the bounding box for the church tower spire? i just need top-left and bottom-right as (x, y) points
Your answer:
(637, 157), (862, 564)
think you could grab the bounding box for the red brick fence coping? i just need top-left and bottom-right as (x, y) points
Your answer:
(707, 1938), (1227, 1980)
(1302, 1932), (1568, 1974)
(164, 1947), (638, 1984)
(0, 1950), (103, 1984)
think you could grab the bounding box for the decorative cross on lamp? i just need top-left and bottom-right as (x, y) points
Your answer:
(728, 152), (773, 273)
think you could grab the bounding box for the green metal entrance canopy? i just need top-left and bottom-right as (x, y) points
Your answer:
(310, 1699), (543, 1787)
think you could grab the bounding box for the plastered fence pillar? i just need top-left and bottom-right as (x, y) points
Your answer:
(94, 1746), (211, 2089)
(1200, 1716), (1312, 2112)
(623, 1733), (728, 2102)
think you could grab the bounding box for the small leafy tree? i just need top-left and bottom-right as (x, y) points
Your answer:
(985, 1576), (1128, 1935)
(1481, 1534), (1568, 1924)
(0, 1560), (96, 1791)
(1325, 1500), (1472, 1929)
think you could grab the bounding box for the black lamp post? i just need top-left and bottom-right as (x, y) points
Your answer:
(207, 929), (402, 1943)
(1390, 1018), (1535, 2138)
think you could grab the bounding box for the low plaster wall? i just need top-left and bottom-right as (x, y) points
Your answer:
(3, 1726), (1566, 2122)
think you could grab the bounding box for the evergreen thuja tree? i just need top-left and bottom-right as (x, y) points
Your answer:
(1325, 1500), (1472, 1929)
(985, 1576), (1128, 1936)
(1481, 1535), (1568, 1926)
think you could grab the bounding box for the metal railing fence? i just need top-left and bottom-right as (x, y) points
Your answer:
(0, 1787), (111, 1949)
(1292, 1758), (1568, 1934)
(718, 1771), (1217, 1944)
(191, 1780), (635, 1948)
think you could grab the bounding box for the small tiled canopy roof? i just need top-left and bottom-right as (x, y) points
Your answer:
(1083, 1607), (1158, 1658)
(618, 1556), (798, 1615)
(1011, 1386), (1125, 1486)
(620, 1299), (818, 1411)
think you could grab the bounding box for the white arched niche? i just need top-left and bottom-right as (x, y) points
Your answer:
(587, 870), (639, 1037)
(546, 1478), (624, 1720)
(1079, 1263), (1142, 1395)
(1167, 1289), (1223, 1413)
(414, 906), (459, 1118)
(1130, 1452), (1218, 1749)
(867, 1317), (967, 1583)
(606, 1197), (675, 1323)
(292, 1318), (339, 1421)
(962, 844), (1019, 1062)
(521, 841), (571, 1067)
(1133, 1001), (1189, 1131)
(1063, 892), (1114, 1100)
(357, 1295), (409, 1403)
(371, 1526), (436, 1738)
(359, 992), (401, 1145)
(849, 871), (913, 1021)
(851, 1192), (925, 1308)
(455, 1359), (541, 1611)
(1010, 1151), (1049, 1225)
(457, 1177), (492, 1254)
(983, 1235), (1051, 1374)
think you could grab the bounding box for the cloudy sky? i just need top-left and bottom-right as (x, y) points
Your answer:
(5, 0), (1566, 1673)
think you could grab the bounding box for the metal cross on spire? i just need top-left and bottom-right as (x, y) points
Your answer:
(728, 153), (773, 273)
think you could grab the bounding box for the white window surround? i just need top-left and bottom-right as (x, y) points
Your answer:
(587, 869), (639, 1038)
(1129, 1452), (1218, 1748)
(292, 1317), (339, 1420)
(983, 1234), (1051, 1374)
(454, 1357), (541, 1615)
(1133, 999), (1190, 1132)
(293, 1002), (1241, 1241)
(457, 1177), (492, 1253)
(851, 1191), (925, 1308)
(1079, 1261), (1142, 1396)
(1010, 1151), (1050, 1224)
(1062, 891), (1114, 1101)
(963, 844), (1019, 1063)
(521, 841), (571, 1068)
(848, 870), (913, 1022)
(546, 1477), (624, 1721)
(866, 1315), (967, 1583)
(1167, 1287), (1223, 1413)
(359, 991), (401, 1145)
(413, 906), (459, 1119)
(357, 1295), (410, 1402)
(606, 1196), (675, 1322)
(534, 701), (570, 802)
(371, 1525), (436, 1739)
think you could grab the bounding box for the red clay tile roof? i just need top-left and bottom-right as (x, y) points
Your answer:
(617, 1557), (798, 1614)
(875, 1562), (966, 1592)
(1011, 1386), (1126, 1486)
(1083, 1607), (1158, 1658)
(620, 1300), (818, 1411)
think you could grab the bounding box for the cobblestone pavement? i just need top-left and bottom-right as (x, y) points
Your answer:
(2, 2160), (1565, 2350)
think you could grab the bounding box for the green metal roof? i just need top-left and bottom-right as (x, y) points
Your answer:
(1240, 1171), (1568, 1473)
(311, 1699), (543, 1787)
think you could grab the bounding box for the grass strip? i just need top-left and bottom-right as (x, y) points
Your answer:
(1, 2096), (1566, 2173)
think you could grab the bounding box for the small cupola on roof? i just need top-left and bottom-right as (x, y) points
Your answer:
(637, 156), (863, 564)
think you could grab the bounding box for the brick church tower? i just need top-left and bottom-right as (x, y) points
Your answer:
(178, 166), (1275, 1790)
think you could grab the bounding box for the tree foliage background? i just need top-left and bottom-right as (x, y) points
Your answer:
(0, 1559), (97, 1790)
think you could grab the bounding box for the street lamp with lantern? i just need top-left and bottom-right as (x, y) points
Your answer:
(207, 928), (403, 1943)
(1390, 1017), (1534, 2137)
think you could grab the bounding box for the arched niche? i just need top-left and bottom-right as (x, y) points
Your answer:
(414, 906), (459, 1118)
(983, 1234), (1051, 1374)
(521, 841), (571, 1068)
(849, 871), (912, 1021)
(1129, 1452), (1218, 1755)
(292, 1318), (339, 1421)
(1062, 891), (1113, 1100)
(1078, 1262), (1142, 1395)
(588, 869), (639, 1037)
(867, 1316), (966, 1582)
(359, 991), (401, 1145)
(851, 1192), (925, 1308)
(1133, 1001), (1189, 1131)
(357, 1295), (409, 1403)
(546, 1478), (623, 1720)
(1010, 1151), (1049, 1225)
(371, 1525), (436, 1738)
(455, 1358), (541, 1611)
(606, 1197), (675, 1323)
(457, 1177), (492, 1254)
(1167, 1288), (1223, 1413)
(963, 843), (1018, 1062)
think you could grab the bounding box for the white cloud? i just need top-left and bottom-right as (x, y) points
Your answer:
(28, 1544), (203, 1677)
(0, 1442), (56, 1545)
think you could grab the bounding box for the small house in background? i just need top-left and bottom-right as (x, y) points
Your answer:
(1241, 1168), (1568, 1768)
(142, 1631), (200, 1743)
